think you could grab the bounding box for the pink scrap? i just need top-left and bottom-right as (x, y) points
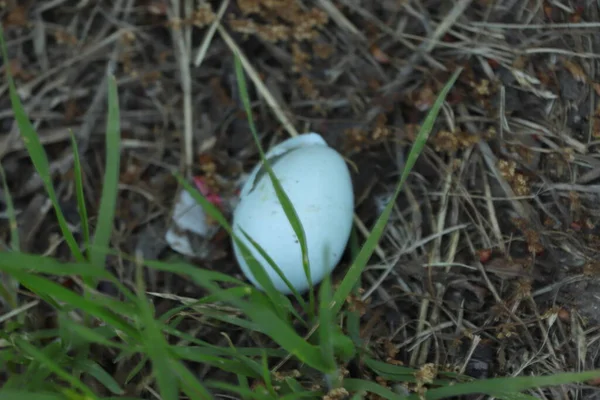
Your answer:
(193, 176), (224, 209)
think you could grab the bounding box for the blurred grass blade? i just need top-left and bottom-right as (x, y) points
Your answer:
(0, 28), (84, 262)
(134, 263), (179, 400)
(491, 393), (539, 400)
(0, 163), (19, 251)
(0, 252), (113, 279)
(241, 290), (329, 372)
(204, 380), (268, 400)
(236, 375), (250, 400)
(11, 271), (140, 339)
(124, 354), (148, 385)
(346, 228), (362, 344)
(343, 379), (401, 399)
(0, 162), (19, 310)
(401, 369), (600, 399)
(144, 257), (245, 286)
(169, 346), (262, 378)
(152, 258), (330, 372)
(233, 55), (315, 310)
(70, 131), (90, 260)
(61, 319), (133, 352)
(0, 391), (68, 400)
(317, 274), (336, 373)
(74, 359), (124, 395)
(260, 350), (276, 397)
(330, 68), (463, 315)
(0, 250), (137, 306)
(13, 337), (98, 399)
(170, 361), (214, 400)
(91, 75), (121, 269)
(364, 357), (416, 377)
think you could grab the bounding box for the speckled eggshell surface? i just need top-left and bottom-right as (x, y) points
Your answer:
(232, 133), (354, 294)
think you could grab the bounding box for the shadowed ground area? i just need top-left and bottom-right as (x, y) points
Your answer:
(2, 0), (600, 398)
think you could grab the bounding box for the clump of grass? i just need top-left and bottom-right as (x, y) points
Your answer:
(1, 25), (600, 400)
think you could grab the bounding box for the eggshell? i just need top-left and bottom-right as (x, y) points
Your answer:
(231, 133), (354, 294)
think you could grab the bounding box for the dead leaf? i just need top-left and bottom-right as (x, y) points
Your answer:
(484, 257), (530, 279)
(414, 85), (435, 111)
(562, 59), (588, 83)
(63, 100), (81, 123)
(147, 0), (168, 15)
(2, 5), (29, 28)
(8, 59), (34, 81)
(478, 249), (492, 263)
(370, 45), (390, 64)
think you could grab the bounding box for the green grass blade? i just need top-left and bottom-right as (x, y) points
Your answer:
(402, 369), (600, 399)
(0, 252), (137, 304)
(345, 228), (362, 345)
(205, 380), (268, 400)
(0, 252), (111, 278)
(240, 228), (307, 312)
(13, 338), (98, 399)
(279, 393), (320, 400)
(134, 263), (179, 400)
(169, 360), (214, 400)
(231, 352), (270, 379)
(317, 274), (336, 373)
(491, 393), (540, 400)
(0, 163), (19, 311)
(241, 290), (329, 372)
(69, 129), (94, 373)
(0, 163), (19, 252)
(144, 257), (245, 286)
(343, 378), (402, 399)
(283, 378), (305, 393)
(11, 271), (140, 339)
(60, 318), (134, 352)
(0, 252), (139, 314)
(260, 350), (277, 397)
(364, 357), (416, 377)
(233, 55), (315, 311)
(174, 174), (296, 323)
(330, 68), (463, 316)
(237, 374), (250, 400)
(73, 359), (124, 395)
(0, 391), (67, 400)
(362, 357), (455, 386)
(151, 258), (328, 372)
(124, 354), (148, 385)
(169, 346), (262, 378)
(70, 131), (90, 260)
(0, 28), (84, 262)
(191, 286), (254, 306)
(90, 75), (121, 269)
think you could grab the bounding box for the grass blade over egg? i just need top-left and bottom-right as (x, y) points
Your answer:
(239, 228), (307, 311)
(174, 174), (300, 325)
(233, 55), (315, 316)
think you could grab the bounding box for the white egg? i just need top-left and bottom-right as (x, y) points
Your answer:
(231, 133), (354, 294)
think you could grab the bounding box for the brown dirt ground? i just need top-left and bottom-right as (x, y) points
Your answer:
(3, 0), (600, 398)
